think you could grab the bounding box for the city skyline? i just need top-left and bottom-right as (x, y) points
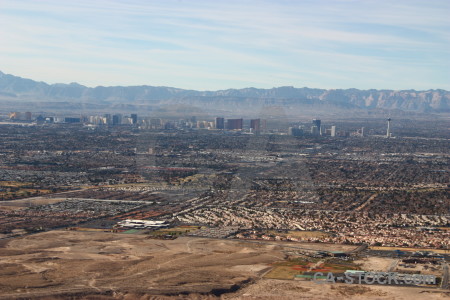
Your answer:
(1, 0), (449, 91)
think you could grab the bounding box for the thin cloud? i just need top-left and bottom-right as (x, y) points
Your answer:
(0, 0), (449, 90)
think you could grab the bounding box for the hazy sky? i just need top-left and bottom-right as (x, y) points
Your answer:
(1, 0), (449, 90)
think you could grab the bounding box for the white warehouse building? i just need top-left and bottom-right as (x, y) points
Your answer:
(117, 219), (168, 229)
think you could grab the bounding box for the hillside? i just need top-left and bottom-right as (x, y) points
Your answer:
(0, 71), (448, 113)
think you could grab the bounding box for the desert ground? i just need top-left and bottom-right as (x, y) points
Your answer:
(0, 197), (66, 208)
(226, 279), (450, 300)
(0, 231), (447, 299)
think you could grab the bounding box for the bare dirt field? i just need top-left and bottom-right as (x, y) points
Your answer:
(0, 197), (66, 208)
(0, 230), (284, 299)
(0, 205), (23, 211)
(0, 231), (447, 299)
(353, 257), (396, 272)
(225, 279), (450, 300)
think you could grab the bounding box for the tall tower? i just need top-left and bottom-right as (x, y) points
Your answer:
(130, 114), (138, 125)
(215, 117), (225, 129)
(331, 125), (336, 137)
(386, 118), (391, 138)
(312, 119), (322, 135)
(226, 118), (243, 130)
(250, 119), (260, 131)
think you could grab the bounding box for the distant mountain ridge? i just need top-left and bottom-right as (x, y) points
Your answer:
(0, 70), (448, 113)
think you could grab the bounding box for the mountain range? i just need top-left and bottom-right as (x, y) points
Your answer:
(0, 70), (448, 114)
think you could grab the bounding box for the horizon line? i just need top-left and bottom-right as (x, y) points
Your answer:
(1, 70), (448, 93)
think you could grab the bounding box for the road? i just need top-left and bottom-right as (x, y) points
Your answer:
(66, 197), (155, 204)
(232, 238), (334, 254)
(442, 263), (449, 290)
(387, 259), (399, 272)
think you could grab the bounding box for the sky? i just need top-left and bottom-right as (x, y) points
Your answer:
(0, 0), (449, 90)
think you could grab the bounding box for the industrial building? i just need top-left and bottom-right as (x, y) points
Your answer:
(117, 219), (168, 229)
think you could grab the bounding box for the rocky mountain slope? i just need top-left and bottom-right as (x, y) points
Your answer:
(0, 71), (448, 112)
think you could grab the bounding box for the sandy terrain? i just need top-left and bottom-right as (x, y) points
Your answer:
(0, 205), (23, 211)
(0, 197), (66, 208)
(0, 230), (284, 299)
(0, 231), (447, 299)
(354, 257), (396, 272)
(225, 279), (450, 300)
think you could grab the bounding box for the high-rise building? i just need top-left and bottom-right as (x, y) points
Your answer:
(250, 119), (261, 131)
(311, 125), (319, 136)
(150, 118), (162, 129)
(215, 117), (225, 129)
(36, 115), (45, 124)
(64, 117), (81, 123)
(112, 114), (122, 125)
(131, 114), (138, 125)
(288, 127), (303, 136)
(331, 126), (336, 137)
(197, 121), (206, 128)
(25, 112), (32, 121)
(164, 122), (175, 129)
(9, 112), (21, 120)
(312, 119), (321, 135)
(386, 118), (391, 138)
(103, 114), (111, 125)
(261, 119), (267, 131)
(227, 118), (243, 130)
